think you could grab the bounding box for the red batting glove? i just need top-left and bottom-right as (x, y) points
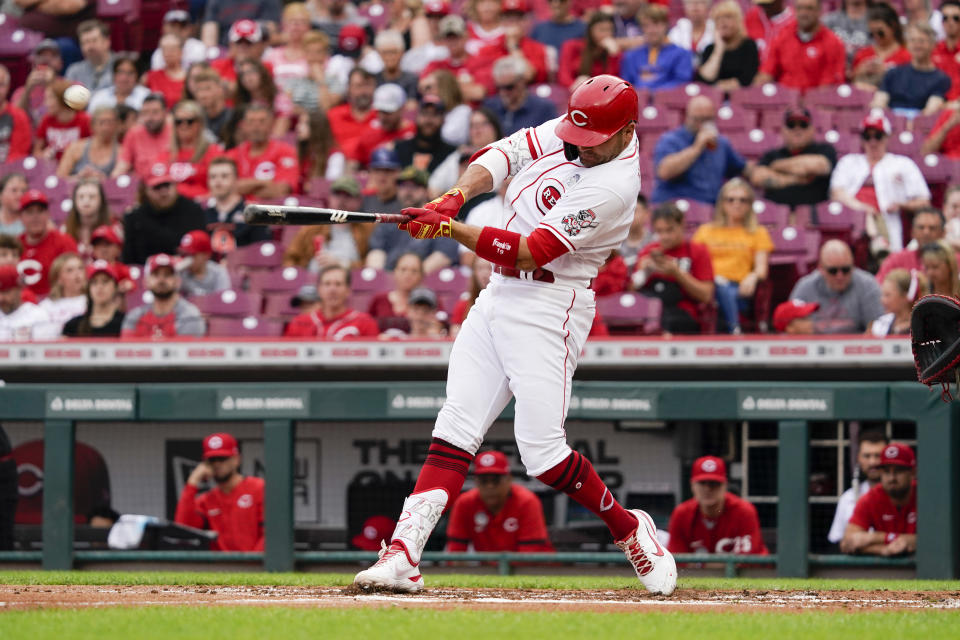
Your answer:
(423, 188), (466, 217)
(399, 207), (453, 240)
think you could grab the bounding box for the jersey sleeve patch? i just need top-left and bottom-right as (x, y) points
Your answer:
(561, 209), (600, 237)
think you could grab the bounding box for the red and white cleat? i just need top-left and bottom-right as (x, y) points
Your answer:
(616, 509), (677, 595)
(353, 540), (424, 593)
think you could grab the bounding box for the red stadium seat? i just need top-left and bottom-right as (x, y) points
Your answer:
(207, 316), (284, 338)
(727, 129), (783, 160)
(350, 267), (392, 293)
(652, 83), (723, 113)
(673, 198), (714, 229)
(635, 105), (681, 136)
(230, 241), (284, 269)
(422, 266), (470, 294)
(97, 0), (142, 52)
(728, 83), (799, 112)
(532, 84), (571, 115)
(263, 291), (300, 318)
(358, 2), (391, 31)
(715, 104), (755, 134)
(886, 130), (922, 159)
(3, 156), (57, 185)
(102, 175), (140, 213)
(805, 84), (873, 111)
(753, 200), (790, 229)
(246, 266), (313, 293)
(595, 293), (661, 335)
(807, 201), (865, 241)
(821, 129), (859, 155)
(918, 153), (956, 185)
(0, 26), (42, 89)
(771, 224), (807, 256)
(191, 290), (263, 317)
(304, 177), (332, 202)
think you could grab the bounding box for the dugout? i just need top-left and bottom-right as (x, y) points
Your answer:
(0, 381), (956, 579)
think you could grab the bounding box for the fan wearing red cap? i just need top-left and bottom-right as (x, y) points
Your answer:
(62, 260), (126, 337)
(0, 263), (58, 341)
(209, 19), (272, 92)
(773, 299), (819, 334)
(841, 442), (917, 556)
(465, 0), (550, 96)
(666, 456), (769, 555)
(445, 450), (554, 553)
(90, 225), (133, 291)
(174, 432), (265, 551)
(177, 230), (231, 297)
(121, 253), (207, 338)
(18, 189), (79, 298)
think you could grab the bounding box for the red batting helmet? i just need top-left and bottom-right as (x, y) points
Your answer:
(555, 75), (639, 147)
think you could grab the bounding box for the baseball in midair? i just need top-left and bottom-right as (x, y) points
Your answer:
(63, 84), (91, 111)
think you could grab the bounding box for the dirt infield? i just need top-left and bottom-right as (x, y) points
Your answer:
(2, 584), (958, 612)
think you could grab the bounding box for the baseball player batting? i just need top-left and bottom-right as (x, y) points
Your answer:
(353, 75), (677, 596)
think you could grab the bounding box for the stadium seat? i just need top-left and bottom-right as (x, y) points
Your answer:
(918, 153), (955, 185)
(652, 83), (723, 113)
(807, 201), (865, 242)
(0, 26), (42, 88)
(634, 86), (651, 107)
(673, 198), (714, 229)
(191, 290), (263, 317)
(595, 293), (662, 335)
(728, 83), (799, 112)
(805, 84), (873, 111)
(97, 0), (142, 52)
(304, 178), (332, 202)
(422, 266), (470, 294)
(727, 129), (783, 160)
(753, 200), (790, 229)
(635, 105), (681, 136)
(350, 267), (392, 293)
(771, 225), (808, 256)
(263, 291), (300, 318)
(350, 291), (375, 314)
(125, 289), (153, 310)
(715, 104), (755, 134)
(533, 84), (571, 115)
(3, 156), (57, 185)
(246, 266), (313, 293)
(821, 129), (859, 155)
(358, 2), (391, 31)
(206, 316), (284, 338)
(51, 195), (73, 225)
(230, 241), (284, 269)
(103, 175), (140, 214)
(886, 130), (922, 159)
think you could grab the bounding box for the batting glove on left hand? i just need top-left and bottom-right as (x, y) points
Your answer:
(400, 208), (453, 239)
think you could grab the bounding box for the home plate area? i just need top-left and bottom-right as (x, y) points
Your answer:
(2, 585), (958, 612)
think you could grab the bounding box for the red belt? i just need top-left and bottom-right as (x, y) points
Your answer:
(494, 265), (555, 283)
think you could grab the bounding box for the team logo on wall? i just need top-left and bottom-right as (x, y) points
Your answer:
(561, 209), (598, 236)
(536, 178), (564, 216)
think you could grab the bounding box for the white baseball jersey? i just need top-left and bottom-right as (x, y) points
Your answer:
(475, 117), (641, 286)
(0, 301), (57, 342)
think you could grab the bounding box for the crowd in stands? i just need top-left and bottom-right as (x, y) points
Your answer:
(3, 0), (960, 340)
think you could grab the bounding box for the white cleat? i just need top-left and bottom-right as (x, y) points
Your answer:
(354, 540), (424, 593)
(616, 509), (677, 596)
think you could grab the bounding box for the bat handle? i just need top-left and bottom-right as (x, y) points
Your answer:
(376, 213), (413, 224)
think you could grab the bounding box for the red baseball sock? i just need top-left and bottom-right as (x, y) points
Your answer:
(537, 450), (639, 541)
(412, 437), (474, 510)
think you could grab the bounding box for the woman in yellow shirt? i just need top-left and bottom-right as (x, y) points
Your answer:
(692, 178), (774, 333)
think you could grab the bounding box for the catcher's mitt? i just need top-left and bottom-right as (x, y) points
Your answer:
(911, 294), (960, 400)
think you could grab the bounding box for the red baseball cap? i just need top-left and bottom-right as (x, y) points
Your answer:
(351, 515), (396, 551)
(338, 24), (367, 52)
(773, 300), (819, 332)
(691, 456), (727, 483)
(474, 450), (510, 475)
(501, 0), (529, 13)
(0, 264), (20, 291)
(86, 259), (118, 282)
(229, 19), (263, 43)
(179, 230), (212, 255)
(91, 225), (122, 246)
(423, 0), (450, 16)
(861, 111), (891, 135)
(146, 253), (176, 275)
(146, 170), (174, 188)
(202, 432), (239, 459)
(880, 442), (916, 468)
(19, 189), (48, 210)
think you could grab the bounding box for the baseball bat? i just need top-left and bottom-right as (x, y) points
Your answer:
(243, 204), (411, 226)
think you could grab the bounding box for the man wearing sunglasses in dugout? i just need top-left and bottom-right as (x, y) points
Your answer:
(750, 106), (837, 206)
(787, 238), (884, 333)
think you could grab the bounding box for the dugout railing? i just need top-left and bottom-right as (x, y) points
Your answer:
(0, 381), (956, 579)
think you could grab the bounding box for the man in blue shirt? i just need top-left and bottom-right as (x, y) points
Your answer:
(530, 0), (585, 54)
(482, 57), (557, 135)
(652, 95), (750, 204)
(620, 4), (693, 91)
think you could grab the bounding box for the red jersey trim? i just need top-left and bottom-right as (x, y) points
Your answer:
(526, 130), (539, 160)
(526, 227), (570, 266)
(540, 222), (577, 251)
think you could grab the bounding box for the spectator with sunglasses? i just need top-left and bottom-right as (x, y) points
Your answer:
(850, 3), (910, 91)
(750, 107), (836, 207)
(155, 101), (224, 200)
(482, 57), (556, 136)
(830, 112), (931, 254)
(788, 239), (884, 334)
(871, 22), (950, 117)
(936, 3), (960, 95)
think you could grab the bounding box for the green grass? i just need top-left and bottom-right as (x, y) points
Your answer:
(1, 570), (958, 592)
(0, 608), (957, 640)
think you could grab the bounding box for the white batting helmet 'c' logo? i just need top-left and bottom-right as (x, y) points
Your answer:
(701, 459), (717, 472)
(570, 110), (589, 126)
(884, 446), (899, 459)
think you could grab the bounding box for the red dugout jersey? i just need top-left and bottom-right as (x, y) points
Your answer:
(446, 485), (553, 552)
(667, 493), (769, 555)
(848, 481), (917, 536)
(174, 476), (265, 551)
(283, 308), (380, 340)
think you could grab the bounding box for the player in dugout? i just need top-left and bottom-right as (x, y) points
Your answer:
(667, 456), (768, 555)
(446, 450), (553, 553)
(174, 432), (264, 551)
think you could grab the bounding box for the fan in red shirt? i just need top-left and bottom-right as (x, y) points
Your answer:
(156, 101), (223, 200)
(0, 65), (32, 163)
(840, 442), (917, 557)
(226, 104), (299, 201)
(466, 0), (549, 95)
(934, 0), (960, 100)
(745, 0), (794, 60)
(349, 83), (416, 168)
(421, 16), (473, 81)
(446, 450), (554, 552)
(17, 190), (78, 297)
(34, 79), (92, 161)
(634, 203), (714, 335)
(754, 0), (845, 90)
(174, 432), (265, 552)
(327, 68), (378, 160)
(558, 12), (623, 89)
(210, 19), (270, 94)
(144, 34), (187, 111)
(667, 456), (768, 555)
(284, 265), (380, 339)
